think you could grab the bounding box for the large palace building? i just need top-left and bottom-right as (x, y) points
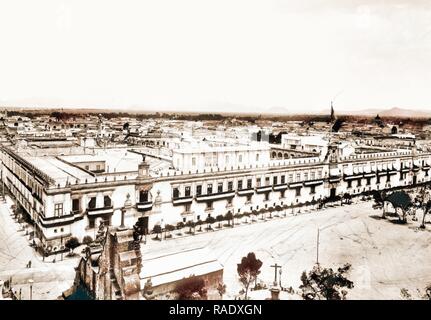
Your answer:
(1, 134), (430, 255)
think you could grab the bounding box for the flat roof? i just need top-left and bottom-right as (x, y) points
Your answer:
(59, 154), (107, 163)
(139, 247), (223, 288)
(24, 156), (93, 184)
(61, 148), (171, 176)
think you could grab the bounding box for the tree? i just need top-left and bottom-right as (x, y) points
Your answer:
(152, 225), (162, 240)
(299, 263), (354, 300)
(372, 190), (386, 217)
(132, 217), (147, 242)
(185, 220), (195, 234)
(268, 207), (275, 218)
(343, 193), (352, 205)
(217, 282), (226, 298)
(205, 216), (216, 230)
(420, 200), (431, 229)
(415, 187), (431, 229)
(424, 284), (431, 300)
(237, 252), (263, 299)
(195, 219), (204, 232)
(225, 211), (234, 226)
(216, 215), (224, 228)
(386, 191), (413, 223)
(164, 224), (176, 238)
(176, 221), (185, 231)
(65, 237), (80, 255)
(82, 236), (93, 245)
(174, 276), (207, 300)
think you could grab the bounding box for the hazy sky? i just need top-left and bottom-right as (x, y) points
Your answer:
(1, 0), (431, 113)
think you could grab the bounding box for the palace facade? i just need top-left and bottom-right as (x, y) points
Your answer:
(1, 137), (430, 255)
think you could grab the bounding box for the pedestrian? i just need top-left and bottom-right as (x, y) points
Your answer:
(28, 260), (32, 268)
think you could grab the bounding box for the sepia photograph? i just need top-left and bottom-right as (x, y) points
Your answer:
(0, 0), (430, 313)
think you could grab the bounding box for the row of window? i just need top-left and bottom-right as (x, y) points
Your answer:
(173, 179), (319, 199)
(343, 159), (429, 173)
(1, 154), (44, 201)
(172, 170), (323, 198)
(196, 153), (262, 168)
(55, 195), (113, 217)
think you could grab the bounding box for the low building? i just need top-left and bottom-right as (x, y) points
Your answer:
(74, 224), (223, 300)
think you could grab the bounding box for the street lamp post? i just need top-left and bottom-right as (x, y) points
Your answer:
(28, 279), (34, 300)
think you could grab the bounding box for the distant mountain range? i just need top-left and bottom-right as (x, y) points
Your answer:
(266, 106), (431, 118)
(2, 102), (430, 118)
(341, 107), (431, 118)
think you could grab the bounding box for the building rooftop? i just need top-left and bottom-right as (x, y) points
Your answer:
(139, 247), (223, 288)
(24, 156), (93, 184)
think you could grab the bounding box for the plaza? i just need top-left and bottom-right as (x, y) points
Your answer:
(141, 200), (431, 300)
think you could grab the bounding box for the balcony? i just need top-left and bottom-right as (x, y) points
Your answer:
(38, 213), (76, 227)
(136, 201), (153, 211)
(288, 182), (303, 188)
(363, 172), (375, 178)
(256, 185), (272, 193)
(343, 174), (363, 181)
(237, 188), (255, 196)
(303, 179), (324, 186)
(273, 183), (288, 191)
(195, 190), (235, 202)
(328, 176), (341, 183)
(401, 167), (410, 173)
(377, 170), (391, 176)
(87, 206), (114, 217)
(172, 196), (193, 206)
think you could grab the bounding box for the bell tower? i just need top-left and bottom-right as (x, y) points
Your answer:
(138, 155), (150, 178)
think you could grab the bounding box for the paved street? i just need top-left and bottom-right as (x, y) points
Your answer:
(0, 196), (77, 299)
(142, 201), (431, 300)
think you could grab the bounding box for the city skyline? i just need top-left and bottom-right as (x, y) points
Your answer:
(1, 0), (431, 113)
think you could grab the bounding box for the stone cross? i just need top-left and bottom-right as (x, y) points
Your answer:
(270, 263), (282, 286)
